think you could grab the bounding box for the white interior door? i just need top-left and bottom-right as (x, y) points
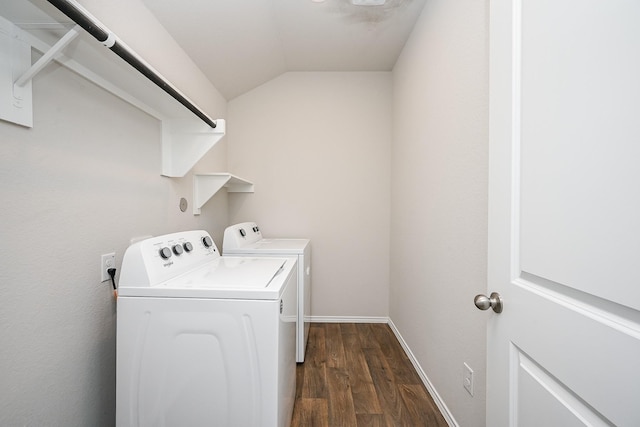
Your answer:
(487, 1), (640, 426)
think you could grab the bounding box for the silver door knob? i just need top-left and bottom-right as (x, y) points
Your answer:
(474, 292), (503, 313)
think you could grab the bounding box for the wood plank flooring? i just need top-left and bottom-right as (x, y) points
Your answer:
(291, 323), (449, 427)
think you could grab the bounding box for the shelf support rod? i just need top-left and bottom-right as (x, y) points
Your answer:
(14, 25), (81, 88)
(45, 0), (217, 129)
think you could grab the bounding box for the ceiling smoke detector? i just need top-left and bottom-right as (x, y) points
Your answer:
(351, 0), (387, 5)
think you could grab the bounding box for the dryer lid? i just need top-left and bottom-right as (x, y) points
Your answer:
(224, 238), (309, 255)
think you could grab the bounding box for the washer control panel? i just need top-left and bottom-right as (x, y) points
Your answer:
(120, 230), (220, 287)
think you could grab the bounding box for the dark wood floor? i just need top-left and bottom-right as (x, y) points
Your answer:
(291, 323), (449, 427)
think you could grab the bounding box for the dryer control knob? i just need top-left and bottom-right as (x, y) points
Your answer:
(183, 242), (193, 252)
(172, 244), (184, 255)
(159, 247), (172, 259)
(202, 236), (213, 248)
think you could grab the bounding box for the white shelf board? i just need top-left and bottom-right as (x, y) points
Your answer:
(193, 173), (254, 215)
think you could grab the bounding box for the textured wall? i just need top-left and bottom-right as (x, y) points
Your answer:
(227, 72), (392, 320)
(0, 2), (227, 425)
(390, 0), (489, 425)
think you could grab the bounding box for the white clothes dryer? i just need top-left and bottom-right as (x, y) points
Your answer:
(223, 222), (311, 363)
(116, 230), (297, 427)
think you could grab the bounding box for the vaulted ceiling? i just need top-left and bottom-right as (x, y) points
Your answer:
(141, 0), (427, 99)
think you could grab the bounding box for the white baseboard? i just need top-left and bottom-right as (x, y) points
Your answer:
(309, 315), (389, 323)
(387, 319), (459, 427)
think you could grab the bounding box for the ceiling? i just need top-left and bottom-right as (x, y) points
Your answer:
(1, 0), (426, 101)
(141, 0), (427, 100)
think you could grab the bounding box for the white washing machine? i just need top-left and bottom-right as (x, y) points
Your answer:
(223, 222), (311, 363)
(116, 230), (297, 427)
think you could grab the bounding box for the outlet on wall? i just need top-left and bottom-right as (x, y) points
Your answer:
(101, 252), (116, 282)
(463, 362), (474, 396)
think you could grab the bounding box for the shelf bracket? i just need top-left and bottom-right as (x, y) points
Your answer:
(193, 173), (254, 215)
(14, 25), (80, 88)
(161, 118), (226, 178)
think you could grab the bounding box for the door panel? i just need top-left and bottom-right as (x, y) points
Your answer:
(515, 347), (612, 427)
(509, 282), (640, 426)
(488, 0), (640, 426)
(519, 0), (640, 310)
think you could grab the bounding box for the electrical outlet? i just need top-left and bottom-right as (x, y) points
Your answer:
(101, 253), (116, 282)
(463, 362), (474, 396)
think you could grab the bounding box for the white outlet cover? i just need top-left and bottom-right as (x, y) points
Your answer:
(463, 362), (474, 396)
(101, 253), (116, 282)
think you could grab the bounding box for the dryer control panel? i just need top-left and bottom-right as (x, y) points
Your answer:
(223, 222), (263, 249)
(120, 230), (220, 287)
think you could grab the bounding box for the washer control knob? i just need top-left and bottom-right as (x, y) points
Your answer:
(183, 242), (193, 252)
(159, 247), (172, 259)
(172, 244), (184, 255)
(202, 236), (213, 248)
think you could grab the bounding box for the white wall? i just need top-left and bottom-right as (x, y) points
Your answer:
(77, 0), (225, 115)
(227, 72), (391, 319)
(0, 2), (227, 425)
(390, 1), (489, 426)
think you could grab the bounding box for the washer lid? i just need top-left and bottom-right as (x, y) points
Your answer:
(118, 256), (293, 299)
(224, 238), (309, 255)
(167, 257), (286, 288)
